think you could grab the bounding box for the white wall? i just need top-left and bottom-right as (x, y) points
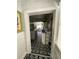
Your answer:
(51, 4), (60, 59)
(17, 32), (26, 59)
(17, 0), (27, 59)
(57, 22), (61, 50)
(17, 0), (22, 12)
(54, 4), (61, 51)
(22, 0), (57, 12)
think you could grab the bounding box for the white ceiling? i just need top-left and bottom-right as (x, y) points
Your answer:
(17, 0), (60, 11)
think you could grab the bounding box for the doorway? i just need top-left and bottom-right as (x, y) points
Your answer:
(29, 13), (53, 56)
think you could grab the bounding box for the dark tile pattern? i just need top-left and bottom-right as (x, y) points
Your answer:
(31, 40), (51, 56)
(24, 36), (51, 59)
(24, 53), (51, 59)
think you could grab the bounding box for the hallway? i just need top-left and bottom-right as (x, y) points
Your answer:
(31, 39), (51, 56)
(23, 13), (53, 59)
(17, 0), (61, 59)
(30, 14), (52, 56)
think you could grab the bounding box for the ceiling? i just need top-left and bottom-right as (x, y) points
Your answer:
(29, 13), (53, 22)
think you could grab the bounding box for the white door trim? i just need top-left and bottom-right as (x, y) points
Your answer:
(24, 8), (57, 56)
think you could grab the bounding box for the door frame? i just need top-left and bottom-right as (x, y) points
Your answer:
(24, 8), (58, 58)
